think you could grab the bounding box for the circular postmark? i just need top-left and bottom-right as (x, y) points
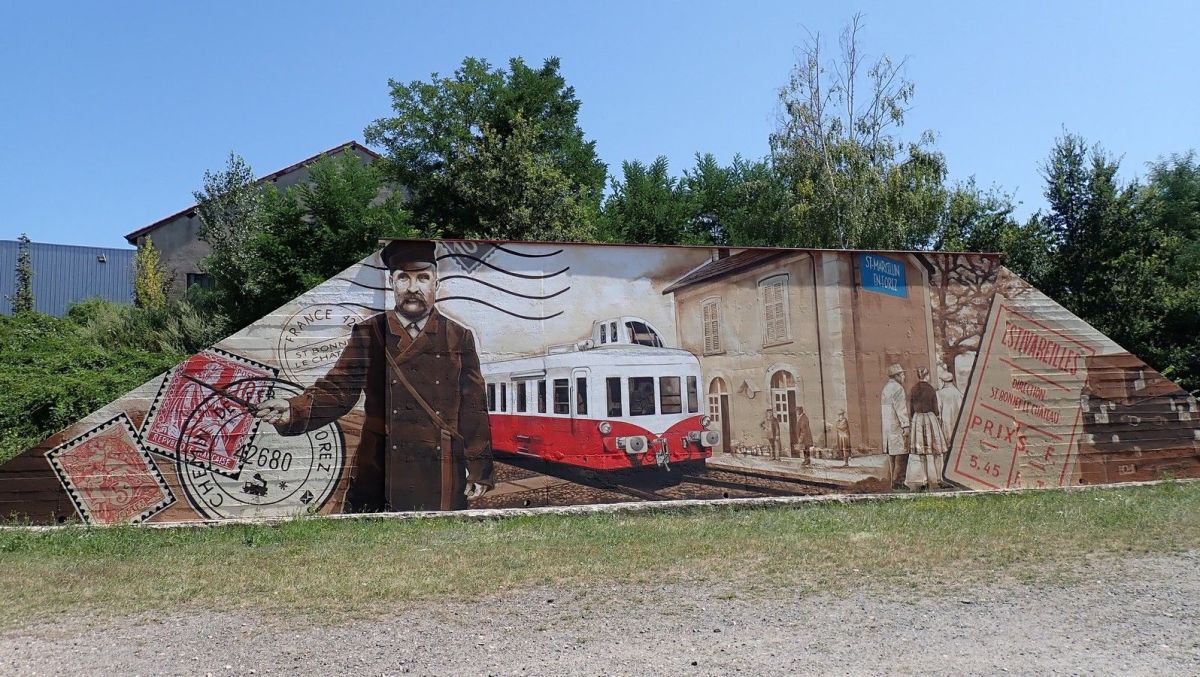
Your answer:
(178, 379), (345, 519)
(275, 304), (370, 385)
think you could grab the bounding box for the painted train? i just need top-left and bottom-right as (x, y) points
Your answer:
(481, 317), (721, 473)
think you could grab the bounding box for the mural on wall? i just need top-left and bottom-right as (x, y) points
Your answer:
(1, 239), (1197, 524)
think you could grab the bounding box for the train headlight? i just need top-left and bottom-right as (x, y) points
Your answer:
(700, 415), (713, 429)
(598, 421), (613, 435)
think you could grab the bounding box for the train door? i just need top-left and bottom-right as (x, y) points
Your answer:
(771, 370), (795, 454)
(708, 377), (731, 454)
(571, 368), (590, 432)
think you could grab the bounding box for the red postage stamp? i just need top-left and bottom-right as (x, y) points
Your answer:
(140, 348), (277, 475)
(45, 414), (174, 525)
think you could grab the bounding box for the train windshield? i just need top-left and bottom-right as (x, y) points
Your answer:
(624, 320), (664, 347)
(629, 377), (655, 416)
(659, 376), (682, 414)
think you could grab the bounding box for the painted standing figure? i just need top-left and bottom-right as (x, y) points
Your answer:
(906, 367), (947, 491)
(792, 404), (814, 466)
(761, 408), (781, 460)
(835, 411), (852, 466)
(880, 363), (910, 489)
(256, 240), (494, 512)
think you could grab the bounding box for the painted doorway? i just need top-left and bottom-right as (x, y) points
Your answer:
(708, 377), (731, 454)
(771, 370), (797, 454)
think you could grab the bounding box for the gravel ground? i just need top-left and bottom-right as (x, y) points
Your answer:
(2, 551), (1197, 676)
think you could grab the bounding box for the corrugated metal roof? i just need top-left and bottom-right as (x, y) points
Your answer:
(0, 240), (136, 316)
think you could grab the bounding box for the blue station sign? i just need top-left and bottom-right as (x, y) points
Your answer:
(859, 253), (907, 298)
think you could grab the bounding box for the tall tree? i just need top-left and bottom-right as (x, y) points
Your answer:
(9, 233), (33, 314)
(132, 236), (169, 311)
(1035, 133), (1140, 325)
(599, 157), (693, 244)
(771, 13), (949, 249)
(194, 150), (415, 330)
(366, 57), (606, 240)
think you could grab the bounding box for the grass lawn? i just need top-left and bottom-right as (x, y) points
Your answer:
(1, 482), (1197, 625)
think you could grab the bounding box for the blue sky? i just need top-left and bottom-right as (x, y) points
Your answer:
(1, 1), (1196, 247)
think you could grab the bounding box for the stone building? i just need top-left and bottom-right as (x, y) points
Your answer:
(664, 248), (941, 457)
(123, 141), (379, 297)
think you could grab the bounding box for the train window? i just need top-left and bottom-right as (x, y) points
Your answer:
(687, 376), (699, 413)
(576, 377), (588, 415)
(659, 376), (682, 414)
(629, 377), (655, 416)
(487, 383), (496, 412)
(625, 321), (664, 347)
(537, 379), (547, 414)
(606, 377), (623, 417)
(516, 381), (527, 413)
(600, 324), (607, 344)
(553, 379), (570, 414)
(610, 321), (618, 342)
(500, 383), (508, 413)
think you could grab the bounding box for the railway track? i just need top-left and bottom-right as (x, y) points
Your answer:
(488, 456), (831, 506)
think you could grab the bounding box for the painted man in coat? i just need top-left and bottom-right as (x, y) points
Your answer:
(880, 363), (910, 489)
(256, 240), (494, 512)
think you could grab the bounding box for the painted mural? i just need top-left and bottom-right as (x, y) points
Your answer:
(1, 240), (1197, 524)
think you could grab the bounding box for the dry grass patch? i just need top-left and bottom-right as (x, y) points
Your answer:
(0, 482), (1197, 626)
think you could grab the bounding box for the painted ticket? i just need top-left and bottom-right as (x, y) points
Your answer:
(946, 299), (1099, 490)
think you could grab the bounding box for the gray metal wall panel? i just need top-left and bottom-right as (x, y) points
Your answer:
(0, 241), (136, 316)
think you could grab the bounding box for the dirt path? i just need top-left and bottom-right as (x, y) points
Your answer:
(2, 551), (1197, 675)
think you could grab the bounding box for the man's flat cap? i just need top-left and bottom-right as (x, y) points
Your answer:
(381, 240), (437, 271)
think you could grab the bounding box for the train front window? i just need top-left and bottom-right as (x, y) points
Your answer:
(687, 376), (699, 413)
(629, 377), (655, 416)
(499, 383), (508, 412)
(660, 376), (682, 414)
(606, 377), (623, 417)
(600, 324), (607, 344)
(487, 383), (496, 412)
(576, 377), (588, 415)
(553, 378), (570, 415)
(516, 381), (527, 413)
(537, 379), (547, 414)
(625, 321), (664, 347)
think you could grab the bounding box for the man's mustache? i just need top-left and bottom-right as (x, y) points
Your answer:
(399, 292), (428, 305)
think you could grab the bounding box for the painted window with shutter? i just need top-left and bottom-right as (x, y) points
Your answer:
(702, 298), (723, 355)
(759, 274), (791, 346)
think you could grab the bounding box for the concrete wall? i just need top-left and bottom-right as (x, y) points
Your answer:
(1, 240), (1196, 525)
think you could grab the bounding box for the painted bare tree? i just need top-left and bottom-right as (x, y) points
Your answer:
(917, 253), (1031, 374)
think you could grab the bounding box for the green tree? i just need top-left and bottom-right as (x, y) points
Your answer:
(132, 236), (169, 311)
(1034, 133), (1141, 326)
(194, 149), (415, 330)
(770, 13), (949, 249)
(599, 157), (694, 245)
(9, 233), (33, 313)
(365, 56), (606, 240)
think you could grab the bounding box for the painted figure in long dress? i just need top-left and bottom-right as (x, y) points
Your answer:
(880, 363), (910, 489)
(906, 367), (947, 491)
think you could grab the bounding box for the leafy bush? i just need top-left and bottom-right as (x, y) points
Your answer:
(0, 300), (221, 463)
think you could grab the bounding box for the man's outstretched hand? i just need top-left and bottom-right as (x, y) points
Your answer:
(255, 398), (292, 426)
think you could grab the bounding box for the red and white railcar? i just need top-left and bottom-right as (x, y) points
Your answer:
(481, 317), (721, 472)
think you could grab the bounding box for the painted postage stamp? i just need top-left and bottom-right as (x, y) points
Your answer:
(45, 413), (175, 525)
(140, 348), (277, 476)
